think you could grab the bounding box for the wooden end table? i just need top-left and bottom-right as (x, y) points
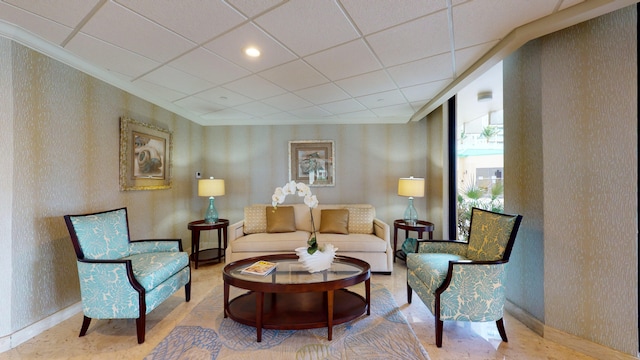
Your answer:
(188, 219), (229, 269)
(223, 254), (371, 342)
(393, 219), (434, 262)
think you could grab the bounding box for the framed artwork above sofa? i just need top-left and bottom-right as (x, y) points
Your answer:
(289, 140), (334, 187)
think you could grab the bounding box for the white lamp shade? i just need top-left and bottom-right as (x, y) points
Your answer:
(198, 178), (225, 197)
(398, 177), (424, 197)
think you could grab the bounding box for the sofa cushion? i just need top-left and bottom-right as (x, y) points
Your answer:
(316, 233), (388, 252)
(123, 251), (189, 292)
(346, 206), (375, 234)
(244, 205), (267, 234)
(231, 231), (311, 252)
(319, 209), (349, 234)
(266, 206), (296, 233)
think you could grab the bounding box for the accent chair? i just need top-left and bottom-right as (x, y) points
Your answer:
(64, 207), (191, 344)
(406, 207), (523, 347)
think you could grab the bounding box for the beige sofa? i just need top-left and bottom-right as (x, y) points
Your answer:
(226, 203), (392, 273)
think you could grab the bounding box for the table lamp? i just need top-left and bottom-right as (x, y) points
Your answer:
(198, 177), (225, 223)
(398, 176), (424, 225)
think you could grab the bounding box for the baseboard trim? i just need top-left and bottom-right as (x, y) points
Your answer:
(0, 302), (82, 353)
(505, 301), (637, 360)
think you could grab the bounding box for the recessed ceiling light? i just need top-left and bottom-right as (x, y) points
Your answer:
(244, 47), (260, 57)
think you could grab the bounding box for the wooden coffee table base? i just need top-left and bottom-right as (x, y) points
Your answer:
(225, 285), (370, 342)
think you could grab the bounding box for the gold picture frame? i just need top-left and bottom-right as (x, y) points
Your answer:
(289, 140), (335, 187)
(119, 116), (172, 191)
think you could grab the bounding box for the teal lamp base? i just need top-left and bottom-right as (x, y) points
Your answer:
(204, 197), (219, 223)
(403, 197), (418, 226)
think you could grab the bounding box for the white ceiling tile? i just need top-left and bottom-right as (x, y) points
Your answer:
(259, 60), (327, 91)
(169, 47), (250, 85)
(337, 109), (376, 119)
(454, 41), (498, 76)
(195, 87), (253, 107)
(318, 99), (366, 114)
(371, 103), (415, 117)
(288, 106), (332, 118)
(201, 108), (251, 119)
(65, 33), (160, 79)
(224, 74), (286, 100)
(132, 79), (188, 102)
(233, 101), (280, 116)
(5, 0), (101, 28)
(304, 39), (381, 81)
(226, 0), (286, 18)
(387, 53), (453, 88)
(138, 65), (214, 95)
(262, 93), (312, 111)
(367, 12), (450, 67)
(340, 0), (446, 35)
(115, 0), (246, 44)
(295, 83), (350, 104)
(173, 96), (224, 115)
(356, 89), (407, 109)
(335, 70), (397, 97)
(453, 0), (558, 49)
(254, 0), (359, 56)
(0, 3), (73, 44)
(80, 1), (195, 63)
(203, 23), (296, 73)
(400, 80), (449, 103)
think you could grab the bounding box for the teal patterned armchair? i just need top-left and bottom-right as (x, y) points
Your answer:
(406, 207), (522, 347)
(64, 208), (191, 344)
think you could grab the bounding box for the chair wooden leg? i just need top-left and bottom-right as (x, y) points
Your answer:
(79, 316), (91, 337)
(496, 318), (508, 342)
(136, 314), (145, 344)
(435, 319), (443, 347)
(185, 282), (191, 302)
(407, 283), (413, 303)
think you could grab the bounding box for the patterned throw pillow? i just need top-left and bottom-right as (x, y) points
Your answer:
(319, 209), (349, 234)
(266, 206), (297, 233)
(243, 205), (267, 234)
(347, 207), (374, 234)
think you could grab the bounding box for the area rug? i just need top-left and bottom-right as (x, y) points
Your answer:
(145, 283), (430, 359)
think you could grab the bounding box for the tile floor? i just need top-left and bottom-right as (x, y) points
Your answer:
(1, 261), (597, 360)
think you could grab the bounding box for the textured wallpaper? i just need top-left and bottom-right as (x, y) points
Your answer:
(505, 6), (637, 355)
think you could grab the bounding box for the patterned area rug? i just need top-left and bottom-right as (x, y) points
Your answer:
(146, 283), (430, 359)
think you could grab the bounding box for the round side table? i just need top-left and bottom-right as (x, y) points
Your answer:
(188, 219), (229, 269)
(393, 219), (435, 262)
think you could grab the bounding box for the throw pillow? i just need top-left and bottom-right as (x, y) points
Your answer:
(266, 206), (296, 233)
(319, 209), (349, 234)
(347, 207), (374, 234)
(244, 205), (267, 234)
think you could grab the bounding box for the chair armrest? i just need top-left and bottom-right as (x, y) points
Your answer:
(373, 218), (390, 244)
(228, 220), (245, 242)
(436, 259), (508, 297)
(416, 239), (468, 256)
(129, 239), (183, 254)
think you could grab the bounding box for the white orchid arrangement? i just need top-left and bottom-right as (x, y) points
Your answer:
(272, 181), (319, 254)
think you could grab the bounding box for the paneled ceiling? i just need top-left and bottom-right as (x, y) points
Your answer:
(0, 0), (631, 126)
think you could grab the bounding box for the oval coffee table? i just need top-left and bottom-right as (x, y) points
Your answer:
(223, 253), (371, 342)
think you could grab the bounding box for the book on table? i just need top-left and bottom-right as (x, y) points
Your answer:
(241, 260), (278, 276)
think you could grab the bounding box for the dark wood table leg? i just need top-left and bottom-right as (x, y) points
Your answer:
(366, 278), (371, 315)
(223, 282), (229, 318)
(393, 227), (399, 262)
(256, 291), (264, 342)
(327, 290), (334, 340)
(192, 229), (201, 269)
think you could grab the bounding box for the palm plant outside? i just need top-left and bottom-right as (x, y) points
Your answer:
(480, 125), (500, 142)
(457, 174), (504, 240)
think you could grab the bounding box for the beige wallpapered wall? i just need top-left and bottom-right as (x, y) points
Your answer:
(505, 6), (637, 355)
(4, 40), (204, 333)
(2, 37), (429, 338)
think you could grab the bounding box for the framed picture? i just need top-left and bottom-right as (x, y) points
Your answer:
(289, 140), (335, 187)
(119, 116), (172, 191)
